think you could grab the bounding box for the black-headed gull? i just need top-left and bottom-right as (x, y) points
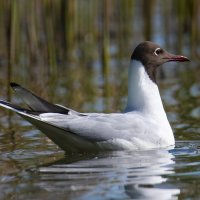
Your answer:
(0, 41), (189, 152)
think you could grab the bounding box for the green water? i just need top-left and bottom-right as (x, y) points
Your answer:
(0, 1), (200, 199)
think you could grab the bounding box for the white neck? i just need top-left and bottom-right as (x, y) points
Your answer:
(124, 60), (166, 116)
(124, 60), (174, 146)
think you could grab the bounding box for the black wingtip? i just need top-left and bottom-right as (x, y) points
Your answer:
(0, 100), (7, 105)
(10, 82), (20, 88)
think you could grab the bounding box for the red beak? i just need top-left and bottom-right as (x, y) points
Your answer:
(163, 52), (190, 62)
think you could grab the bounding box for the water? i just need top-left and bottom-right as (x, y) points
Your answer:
(0, 1), (200, 199)
(1, 142), (200, 200)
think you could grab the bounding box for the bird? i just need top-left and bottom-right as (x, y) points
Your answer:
(0, 41), (189, 153)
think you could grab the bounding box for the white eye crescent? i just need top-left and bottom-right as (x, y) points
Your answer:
(154, 48), (163, 56)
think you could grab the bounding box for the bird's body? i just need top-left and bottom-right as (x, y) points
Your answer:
(0, 41), (189, 152)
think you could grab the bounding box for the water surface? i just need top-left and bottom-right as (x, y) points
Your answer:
(1, 141), (200, 199)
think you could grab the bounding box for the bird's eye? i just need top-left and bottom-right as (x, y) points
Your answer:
(154, 48), (163, 56)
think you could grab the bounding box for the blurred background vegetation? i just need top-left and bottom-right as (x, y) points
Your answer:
(0, 0), (199, 112)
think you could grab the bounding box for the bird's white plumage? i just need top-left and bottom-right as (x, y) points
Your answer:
(36, 60), (175, 150)
(39, 111), (172, 150)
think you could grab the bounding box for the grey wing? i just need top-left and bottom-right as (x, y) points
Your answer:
(1, 83), (148, 150)
(39, 113), (147, 142)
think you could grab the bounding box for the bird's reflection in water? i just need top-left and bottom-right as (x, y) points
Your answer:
(34, 148), (179, 200)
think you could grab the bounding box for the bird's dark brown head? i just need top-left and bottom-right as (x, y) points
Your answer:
(131, 41), (190, 83)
